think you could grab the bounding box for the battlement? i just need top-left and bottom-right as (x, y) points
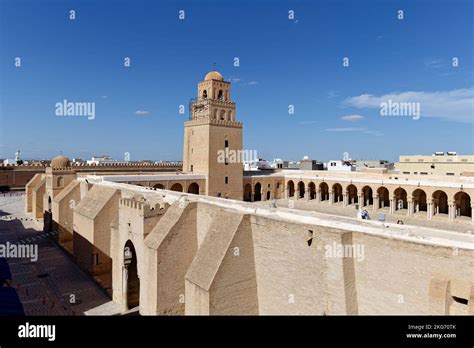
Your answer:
(185, 118), (243, 128)
(119, 197), (169, 218)
(0, 162), (182, 169)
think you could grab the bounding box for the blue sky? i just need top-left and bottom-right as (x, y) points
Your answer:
(1, 0), (473, 162)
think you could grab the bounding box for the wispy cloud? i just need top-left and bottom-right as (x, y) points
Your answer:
(341, 114), (364, 122)
(241, 80), (258, 86)
(230, 77), (258, 87)
(326, 127), (365, 132)
(325, 127), (383, 136)
(343, 88), (474, 123)
(101, 96), (108, 99)
(134, 110), (150, 116)
(424, 58), (444, 69)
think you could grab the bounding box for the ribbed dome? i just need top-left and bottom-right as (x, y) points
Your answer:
(51, 155), (71, 169)
(204, 71), (223, 81)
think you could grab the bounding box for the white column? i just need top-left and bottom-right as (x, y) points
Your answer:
(373, 196), (379, 211)
(329, 190), (334, 205)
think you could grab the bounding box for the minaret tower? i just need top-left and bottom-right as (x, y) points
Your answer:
(183, 71), (243, 200)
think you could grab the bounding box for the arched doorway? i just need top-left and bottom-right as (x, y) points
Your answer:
(454, 192), (471, 218)
(308, 182), (316, 200)
(362, 186), (373, 207)
(187, 182), (199, 194)
(394, 188), (408, 211)
(254, 183), (262, 201)
(332, 183), (343, 203)
(153, 183), (164, 189)
(377, 187), (390, 209)
(124, 240), (139, 310)
(412, 189), (427, 213)
(432, 190), (448, 216)
(266, 191), (271, 200)
(346, 184), (358, 205)
(287, 181), (295, 198)
(319, 183), (329, 202)
(244, 184), (252, 202)
(298, 181), (305, 199)
(170, 183), (183, 192)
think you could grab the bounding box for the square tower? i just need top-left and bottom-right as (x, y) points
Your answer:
(183, 71), (243, 200)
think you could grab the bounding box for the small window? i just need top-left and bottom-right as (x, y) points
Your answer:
(217, 192), (221, 197)
(420, 172), (428, 175)
(225, 176), (228, 184)
(452, 295), (468, 305)
(307, 230), (313, 246)
(225, 140), (229, 148)
(190, 165), (193, 172)
(403, 172), (410, 174)
(93, 253), (99, 266)
(446, 173), (455, 176)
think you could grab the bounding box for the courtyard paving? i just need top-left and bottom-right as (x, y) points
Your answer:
(0, 192), (110, 315)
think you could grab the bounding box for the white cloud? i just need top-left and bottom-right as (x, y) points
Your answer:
(341, 114), (364, 122)
(343, 88), (474, 123)
(326, 127), (365, 132)
(101, 96), (108, 99)
(134, 110), (150, 116)
(424, 58), (444, 69)
(325, 127), (383, 136)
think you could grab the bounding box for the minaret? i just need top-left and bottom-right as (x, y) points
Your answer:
(183, 71), (243, 200)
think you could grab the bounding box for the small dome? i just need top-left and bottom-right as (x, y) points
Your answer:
(204, 71), (224, 81)
(51, 155), (71, 169)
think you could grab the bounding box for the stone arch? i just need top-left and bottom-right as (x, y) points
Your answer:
(362, 186), (373, 207)
(346, 184), (358, 205)
(202, 90), (207, 99)
(412, 189), (427, 213)
(308, 182), (316, 200)
(432, 190), (448, 215)
(244, 183), (252, 202)
(187, 182), (199, 195)
(170, 183), (183, 192)
(227, 110), (232, 121)
(454, 191), (471, 218)
(377, 186), (390, 209)
(298, 181), (305, 199)
(57, 176), (64, 187)
(266, 191), (271, 200)
(220, 109), (226, 120)
(319, 182), (329, 202)
(124, 240), (139, 310)
(153, 183), (164, 189)
(332, 183), (343, 203)
(213, 109), (218, 120)
(287, 180), (295, 198)
(254, 183), (262, 201)
(218, 89), (224, 100)
(394, 187), (408, 210)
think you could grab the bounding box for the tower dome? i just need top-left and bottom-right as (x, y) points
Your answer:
(50, 155), (71, 169)
(204, 71), (224, 81)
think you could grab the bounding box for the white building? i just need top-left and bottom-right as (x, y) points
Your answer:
(326, 160), (356, 172)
